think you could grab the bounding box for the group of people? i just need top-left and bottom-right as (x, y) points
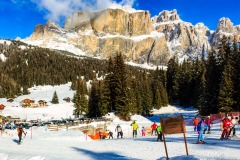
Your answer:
(111, 121), (163, 141)
(114, 120), (139, 139)
(193, 115), (238, 144)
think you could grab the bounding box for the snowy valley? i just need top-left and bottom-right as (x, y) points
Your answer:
(0, 83), (239, 160)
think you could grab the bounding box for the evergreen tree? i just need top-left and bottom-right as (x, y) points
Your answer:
(232, 39), (240, 111)
(218, 60), (234, 112)
(113, 53), (129, 120)
(88, 81), (101, 117)
(51, 91), (59, 104)
(73, 79), (88, 117)
(201, 49), (219, 115)
(159, 81), (168, 106)
(141, 79), (152, 116)
(101, 79), (111, 115)
(151, 67), (162, 109)
(101, 57), (114, 112)
(127, 79), (138, 114)
(192, 56), (206, 108)
(166, 56), (180, 104)
(178, 60), (193, 107)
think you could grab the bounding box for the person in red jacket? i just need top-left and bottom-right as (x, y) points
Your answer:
(151, 122), (158, 136)
(220, 116), (233, 140)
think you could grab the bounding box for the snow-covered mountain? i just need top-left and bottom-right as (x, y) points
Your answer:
(22, 5), (240, 65)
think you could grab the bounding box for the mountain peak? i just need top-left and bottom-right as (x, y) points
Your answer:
(156, 9), (181, 23)
(217, 17), (234, 33)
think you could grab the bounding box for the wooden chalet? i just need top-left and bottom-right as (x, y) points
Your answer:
(38, 100), (47, 107)
(7, 98), (14, 103)
(63, 97), (71, 103)
(21, 98), (37, 108)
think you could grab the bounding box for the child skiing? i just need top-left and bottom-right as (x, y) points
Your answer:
(142, 127), (146, 137)
(197, 117), (208, 144)
(193, 117), (199, 132)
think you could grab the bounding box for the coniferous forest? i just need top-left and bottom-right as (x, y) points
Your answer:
(0, 36), (239, 120)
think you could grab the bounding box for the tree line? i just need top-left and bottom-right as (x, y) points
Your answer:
(166, 36), (240, 115)
(1, 37), (239, 119)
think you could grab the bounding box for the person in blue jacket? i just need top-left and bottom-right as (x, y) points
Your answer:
(197, 117), (208, 144)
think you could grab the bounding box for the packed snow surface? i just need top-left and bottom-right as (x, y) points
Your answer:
(0, 83), (239, 160)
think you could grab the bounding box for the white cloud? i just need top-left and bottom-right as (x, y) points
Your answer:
(31, 0), (137, 23)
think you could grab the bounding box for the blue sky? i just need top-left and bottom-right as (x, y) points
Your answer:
(0, 0), (239, 40)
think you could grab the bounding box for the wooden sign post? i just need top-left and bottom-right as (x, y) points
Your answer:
(160, 114), (188, 160)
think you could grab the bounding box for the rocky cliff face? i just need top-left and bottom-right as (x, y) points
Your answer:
(23, 5), (240, 65)
(213, 18), (240, 47)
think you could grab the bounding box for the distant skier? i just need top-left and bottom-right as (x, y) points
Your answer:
(228, 117), (237, 137)
(115, 124), (123, 138)
(204, 116), (211, 134)
(131, 121), (138, 137)
(156, 125), (163, 142)
(142, 127), (146, 137)
(193, 117), (199, 132)
(17, 125), (26, 144)
(220, 116), (232, 140)
(151, 122), (158, 135)
(197, 117), (208, 144)
(108, 130), (113, 139)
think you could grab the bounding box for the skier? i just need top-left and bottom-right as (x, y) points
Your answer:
(204, 116), (211, 134)
(17, 125), (26, 144)
(131, 121), (138, 137)
(197, 117), (208, 144)
(228, 117), (237, 137)
(193, 117), (199, 132)
(108, 130), (113, 139)
(142, 127), (146, 137)
(151, 122), (158, 135)
(115, 124), (123, 138)
(156, 125), (163, 142)
(220, 116), (232, 140)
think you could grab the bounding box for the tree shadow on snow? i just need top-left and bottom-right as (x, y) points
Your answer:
(72, 147), (138, 160)
(157, 155), (199, 160)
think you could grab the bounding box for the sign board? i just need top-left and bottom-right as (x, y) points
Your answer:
(160, 114), (188, 160)
(161, 116), (185, 134)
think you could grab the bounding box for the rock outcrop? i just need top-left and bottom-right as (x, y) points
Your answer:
(213, 18), (240, 47)
(23, 6), (240, 65)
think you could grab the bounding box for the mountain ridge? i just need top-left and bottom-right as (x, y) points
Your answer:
(21, 6), (240, 65)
